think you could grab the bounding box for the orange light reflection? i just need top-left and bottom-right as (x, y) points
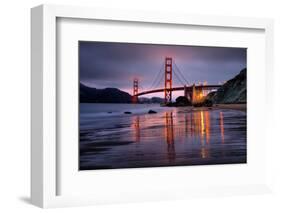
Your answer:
(220, 112), (225, 144)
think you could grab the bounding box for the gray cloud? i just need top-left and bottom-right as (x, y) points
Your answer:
(79, 41), (246, 95)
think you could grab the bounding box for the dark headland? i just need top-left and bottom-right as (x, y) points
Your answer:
(206, 68), (246, 104)
(80, 83), (163, 104)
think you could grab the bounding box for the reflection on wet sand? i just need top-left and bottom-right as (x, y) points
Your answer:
(165, 112), (175, 162)
(133, 116), (140, 143)
(220, 112), (225, 144)
(80, 105), (246, 170)
(132, 110), (226, 161)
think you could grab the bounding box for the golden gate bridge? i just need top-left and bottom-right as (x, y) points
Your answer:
(132, 57), (221, 104)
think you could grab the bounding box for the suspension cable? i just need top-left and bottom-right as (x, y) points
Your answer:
(173, 69), (187, 86)
(154, 72), (165, 89)
(147, 62), (165, 90)
(139, 85), (145, 91)
(173, 61), (190, 85)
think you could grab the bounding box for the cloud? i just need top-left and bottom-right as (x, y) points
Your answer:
(79, 41), (246, 95)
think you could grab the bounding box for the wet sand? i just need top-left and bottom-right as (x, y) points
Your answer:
(188, 104), (247, 112)
(80, 103), (247, 170)
(214, 104), (246, 112)
(192, 104), (246, 112)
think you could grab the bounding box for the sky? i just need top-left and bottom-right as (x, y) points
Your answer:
(79, 41), (246, 98)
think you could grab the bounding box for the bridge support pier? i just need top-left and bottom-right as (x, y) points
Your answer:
(184, 85), (192, 102)
(191, 84), (205, 104)
(192, 84), (196, 104)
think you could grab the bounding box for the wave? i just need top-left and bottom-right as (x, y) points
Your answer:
(80, 103), (171, 119)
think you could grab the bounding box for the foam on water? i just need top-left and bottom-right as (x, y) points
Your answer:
(80, 103), (170, 119)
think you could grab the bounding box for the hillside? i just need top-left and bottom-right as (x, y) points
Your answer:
(138, 97), (165, 104)
(207, 68), (247, 104)
(80, 83), (132, 103)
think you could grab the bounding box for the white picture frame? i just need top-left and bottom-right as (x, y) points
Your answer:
(31, 4), (274, 208)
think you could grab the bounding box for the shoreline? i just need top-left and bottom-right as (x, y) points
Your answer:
(80, 103), (247, 118)
(188, 104), (246, 112)
(213, 103), (246, 112)
(80, 104), (247, 170)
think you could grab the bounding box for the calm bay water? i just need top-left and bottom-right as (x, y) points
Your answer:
(79, 103), (246, 170)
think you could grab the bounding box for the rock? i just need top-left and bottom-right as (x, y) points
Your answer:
(175, 96), (192, 106)
(193, 102), (204, 107)
(164, 102), (174, 107)
(124, 111), (132, 114)
(202, 99), (213, 107)
(148, 110), (157, 114)
(163, 96), (192, 107)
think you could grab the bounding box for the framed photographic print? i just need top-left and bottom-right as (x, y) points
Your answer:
(31, 4), (274, 208)
(78, 41), (247, 170)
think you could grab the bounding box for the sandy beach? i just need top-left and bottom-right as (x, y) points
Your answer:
(79, 103), (247, 170)
(214, 104), (246, 112)
(187, 103), (246, 113)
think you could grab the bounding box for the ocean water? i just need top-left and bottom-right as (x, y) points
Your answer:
(79, 103), (246, 170)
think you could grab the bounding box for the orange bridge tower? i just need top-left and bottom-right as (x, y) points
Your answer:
(164, 57), (173, 104)
(132, 78), (139, 103)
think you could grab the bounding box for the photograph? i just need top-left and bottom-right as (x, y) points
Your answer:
(79, 41), (247, 170)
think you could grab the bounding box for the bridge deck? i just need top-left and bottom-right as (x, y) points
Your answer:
(136, 85), (221, 96)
